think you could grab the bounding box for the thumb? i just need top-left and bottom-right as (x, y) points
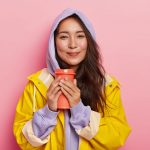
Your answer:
(73, 79), (77, 85)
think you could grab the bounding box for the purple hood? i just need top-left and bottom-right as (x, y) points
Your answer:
(46, 8), (96, 75)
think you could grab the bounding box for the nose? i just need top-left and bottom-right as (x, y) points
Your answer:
(68, 37), (77, 49)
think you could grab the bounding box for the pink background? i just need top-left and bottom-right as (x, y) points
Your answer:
(0, 0), (150, 149)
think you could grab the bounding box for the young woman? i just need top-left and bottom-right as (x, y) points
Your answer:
(13, 8), (131, 150)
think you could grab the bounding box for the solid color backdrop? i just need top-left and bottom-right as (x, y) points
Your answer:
(0, 0), (150, 149)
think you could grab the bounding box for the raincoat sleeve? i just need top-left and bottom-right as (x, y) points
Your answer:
(13, 81), (55, 149)
(75, 83), (131, 150)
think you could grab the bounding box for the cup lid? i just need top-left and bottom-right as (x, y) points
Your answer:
(55, 69), (75, 75)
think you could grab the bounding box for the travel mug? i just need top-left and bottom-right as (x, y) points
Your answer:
(55, 69), (75, 109)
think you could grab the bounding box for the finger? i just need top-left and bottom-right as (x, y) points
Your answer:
(59, 81), (74, 96)
(48, 82), (59, 94)
(73, 79), (80, 92)
(53, 76), (62, 85)
(61, 87), (72, 100)
(61, 78), (76, 92)
(48, 76), (62, 93)
(55, 76), (62, 82)
(51, 76), (62, 87)
(55, 90), (62, 101)
(73, 79), (77, 86)
(63, 78), (80, 93)
(47, 86), (61, 101)
(51, 86), (61, 96)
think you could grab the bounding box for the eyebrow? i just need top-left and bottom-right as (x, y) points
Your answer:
(58, 31), (84, 34)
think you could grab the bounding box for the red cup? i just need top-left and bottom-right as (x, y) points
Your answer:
(55, 69), (75, 109)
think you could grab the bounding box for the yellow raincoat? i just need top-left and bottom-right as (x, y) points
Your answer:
(13, 68), (131, 150)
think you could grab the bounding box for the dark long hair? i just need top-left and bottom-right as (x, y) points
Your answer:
(54, 14), (106, 116)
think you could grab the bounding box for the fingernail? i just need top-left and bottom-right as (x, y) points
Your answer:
(64, 77), (68, 80)
(60, 79), (64, 82)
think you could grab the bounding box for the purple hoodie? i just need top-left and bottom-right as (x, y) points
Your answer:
(46, 8), (96, 76)
(32, 8), (95, 150)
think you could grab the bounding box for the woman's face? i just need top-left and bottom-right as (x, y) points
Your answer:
(55, 17), (87, 71)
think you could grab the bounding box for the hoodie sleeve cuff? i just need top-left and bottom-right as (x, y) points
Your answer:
(70, 101), (91, 130)
(32, 104), (59, 139)
(42, 104), (59, 118)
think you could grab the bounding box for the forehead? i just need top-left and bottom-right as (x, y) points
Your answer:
(57, 17), (83, 32)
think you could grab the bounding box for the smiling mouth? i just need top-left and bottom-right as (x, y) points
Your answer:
(67, 52), (80, 56)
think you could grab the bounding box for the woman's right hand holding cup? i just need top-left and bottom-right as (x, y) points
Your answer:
(46, 76), (62, 111)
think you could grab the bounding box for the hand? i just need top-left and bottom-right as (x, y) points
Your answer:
(59, 78), (81, 107)
(46, 76), (62, 111)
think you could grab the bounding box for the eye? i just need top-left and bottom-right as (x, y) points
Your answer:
(59, 35), (68, 40)
(77, 34), (85, 38)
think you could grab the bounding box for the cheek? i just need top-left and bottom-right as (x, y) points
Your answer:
(81, 41), (88, 58)
(57, 48), (66, 60)
(56, 40), (68, 51)
(78, 40), (87, 50)
(56, 42), (67, 59)
(82, 49), (87, 59)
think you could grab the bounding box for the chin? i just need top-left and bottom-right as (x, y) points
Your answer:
(67, 60), (83, 66)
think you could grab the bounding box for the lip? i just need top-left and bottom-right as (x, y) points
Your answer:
(67, 52), (80, 56)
